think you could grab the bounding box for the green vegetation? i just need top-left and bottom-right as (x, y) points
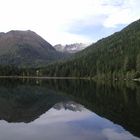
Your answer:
(0, 19), (140, 80)
(40, 19), (140, 80)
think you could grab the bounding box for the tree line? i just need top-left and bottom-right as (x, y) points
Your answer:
(0, 19), (140, 80)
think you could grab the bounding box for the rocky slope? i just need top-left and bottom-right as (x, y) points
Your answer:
(54, 43), (87, 53)
(0, 30), (66, 68)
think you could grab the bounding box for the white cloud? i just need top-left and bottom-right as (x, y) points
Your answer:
(102, 128), (139, 140)
(102, 0), (140, 27)
(0, 0), (140, 44)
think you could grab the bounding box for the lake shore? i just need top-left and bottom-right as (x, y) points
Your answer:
(0, 76), (89, 80)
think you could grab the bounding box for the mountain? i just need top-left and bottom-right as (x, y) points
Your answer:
(0, 30), (67, 68)
(42, 19), (140, 79)
(54, 43), (87, 53)
(53, 101), (84, 111)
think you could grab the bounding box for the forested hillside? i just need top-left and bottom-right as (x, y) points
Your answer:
(41, 19), (140, 79)
(0, 19), (140, 79)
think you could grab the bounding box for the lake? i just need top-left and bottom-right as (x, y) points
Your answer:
(0, 78), (140, 140)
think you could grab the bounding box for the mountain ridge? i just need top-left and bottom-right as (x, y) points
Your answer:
(0, 30), (67, 68)
(54, 43), (87, 53)
(41, 19), (140, 79)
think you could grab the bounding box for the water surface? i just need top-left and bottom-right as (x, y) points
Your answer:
(0, 79), (140, 140)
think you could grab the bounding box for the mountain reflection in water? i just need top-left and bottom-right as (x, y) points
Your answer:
(0, 79), (140, 140)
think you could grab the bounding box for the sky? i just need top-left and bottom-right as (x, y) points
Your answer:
(0, 0), (140, 45)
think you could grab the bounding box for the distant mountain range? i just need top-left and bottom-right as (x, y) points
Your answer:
(1, 19), (140, 80)
(0, 30), (68, 68)
(53, 101), (84, 111)
(54, 43), (87, 53)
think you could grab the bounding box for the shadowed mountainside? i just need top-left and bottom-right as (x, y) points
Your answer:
(0, 30), (68, 68)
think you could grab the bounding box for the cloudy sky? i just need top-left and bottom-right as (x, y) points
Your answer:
(0, 0), (140, 45)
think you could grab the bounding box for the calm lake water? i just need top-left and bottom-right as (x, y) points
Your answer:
(0, 79), (140, 140)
